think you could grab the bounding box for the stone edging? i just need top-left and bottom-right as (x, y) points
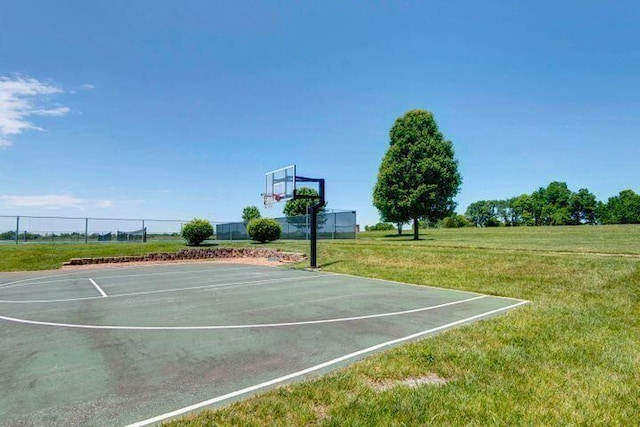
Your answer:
(64, 248), (307, 266)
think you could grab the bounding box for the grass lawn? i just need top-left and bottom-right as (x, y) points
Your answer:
(2, 225), (639, 425)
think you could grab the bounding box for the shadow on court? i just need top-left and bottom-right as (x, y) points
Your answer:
(0, 263), (526, 426)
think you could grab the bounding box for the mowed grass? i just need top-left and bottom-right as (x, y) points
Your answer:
(1, 226), (639, 425)
(164, 226), (640, 426)
(0, 241), (188, 271)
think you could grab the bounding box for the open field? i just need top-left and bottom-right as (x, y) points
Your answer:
(1, 225), (639, 425)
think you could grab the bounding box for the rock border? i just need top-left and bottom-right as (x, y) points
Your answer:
(64, 248), (307, 266)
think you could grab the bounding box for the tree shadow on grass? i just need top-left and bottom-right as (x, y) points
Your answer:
(382, 234), (435, 241)
(383, 233), (409, 238)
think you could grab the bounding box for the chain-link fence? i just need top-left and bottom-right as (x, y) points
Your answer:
(0, 215), (189, 244)
(0, 211), (357, 244)
(216, 210), (356, 241)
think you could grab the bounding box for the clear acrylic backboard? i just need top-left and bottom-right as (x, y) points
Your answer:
(264, 165), (296, 205)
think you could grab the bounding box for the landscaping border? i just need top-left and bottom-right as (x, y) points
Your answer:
(64, 248), (307, 266)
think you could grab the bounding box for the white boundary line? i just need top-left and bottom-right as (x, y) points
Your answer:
(88, 279), (107, 298)
(0, 275), (324, 304)
(0, 295), (490, 330)
(0, 265), (285, 290)
(125, 300), (529, 427)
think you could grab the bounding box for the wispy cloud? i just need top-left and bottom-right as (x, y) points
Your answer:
(0, 194), (113, 210)
(0, 74), (69, 147)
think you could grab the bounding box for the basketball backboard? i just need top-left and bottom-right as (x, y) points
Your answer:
(264, 165), (296, 203)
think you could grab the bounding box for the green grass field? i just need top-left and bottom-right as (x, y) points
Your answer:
(2, 225), (639, 425)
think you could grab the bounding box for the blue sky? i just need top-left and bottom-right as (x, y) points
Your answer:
(1, 1), (638, 227)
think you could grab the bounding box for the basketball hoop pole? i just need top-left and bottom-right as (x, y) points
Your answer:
(295, 176), (325, 268)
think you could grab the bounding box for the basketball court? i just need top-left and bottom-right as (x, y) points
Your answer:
(0, 262), (527, 426)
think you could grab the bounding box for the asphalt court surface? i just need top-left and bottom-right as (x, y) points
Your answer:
(0, 263), (527, 426)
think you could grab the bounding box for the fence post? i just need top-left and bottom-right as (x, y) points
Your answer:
(15, 216), (19, 245)
(333, 212), (337, 239)
(85, 218), (89, 243)
(142, 220), (146, 242)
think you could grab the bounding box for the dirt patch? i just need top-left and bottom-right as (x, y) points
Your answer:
(311, 402), (330, 423)
(368, 373), (449, 392)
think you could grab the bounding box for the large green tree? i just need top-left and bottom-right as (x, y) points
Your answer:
(283, 187), (327, 234)
(283, 187), (322, 216)
(465, 200), (494, 227)
(569, 188), (598, 225)
(373, 109), (462, 240)
(242, 205), (261, 224)
(599, 189), (640, 224)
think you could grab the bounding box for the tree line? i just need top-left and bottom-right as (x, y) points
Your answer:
(370, 109), (638, 234)
(465, 182), (640, 227)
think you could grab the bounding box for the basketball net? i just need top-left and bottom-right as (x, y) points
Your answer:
(263, 193), (282, 208)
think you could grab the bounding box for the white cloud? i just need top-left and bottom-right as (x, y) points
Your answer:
(32, 106), (71, 117)
(0, 194), (113, 210)
(80, 83), (95, 90)
(0, 74), (69, 147)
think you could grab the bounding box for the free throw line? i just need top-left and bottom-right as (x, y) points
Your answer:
(126, 300), (529, 427)
(89, 279), (108, 298)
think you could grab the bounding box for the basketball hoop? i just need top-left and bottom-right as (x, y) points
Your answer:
(262, 193), (282, 208)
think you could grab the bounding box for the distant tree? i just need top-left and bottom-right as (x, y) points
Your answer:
(242, 206), (261, 224)
(494, 200), (510, 225)
(529, 182), (573, 225)
(0, 230), (16, 240)
(283, 187), (327, 235)
(365, 222), (395, 231)
(600, 190), (640, 224)
(441, 215), (470, 228)
(543, 181), (573, 225)
(530, 187), (547, 226)
(569, 188), (598, 224)
(509, 194), (535, 226)
(465, 200), (495, 227)
(373, 109), (462, 240)
(283, 187), (321, 217)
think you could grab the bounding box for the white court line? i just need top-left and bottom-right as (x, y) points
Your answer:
(0, 295), (489, 330)
(0, 275), (321, 304)
(125, 299), (530, 427)
(0, 265), (289, 290)
(89, 279), (108, 298)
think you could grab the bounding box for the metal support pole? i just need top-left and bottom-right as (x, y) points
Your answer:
(142, 220), (146, 242)
(15, 216), (19, 245)
(309, 205), (318, 267)
(85, 218), (89, 244)
(295, 176), (325, 268)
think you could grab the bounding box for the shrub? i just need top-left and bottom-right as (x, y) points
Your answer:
(247, 218), (281, 243)
(181, 218), (213, 246)
(365, 222), (395, 231)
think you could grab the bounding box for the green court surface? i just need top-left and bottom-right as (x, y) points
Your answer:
(0, 263), (527, 426)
